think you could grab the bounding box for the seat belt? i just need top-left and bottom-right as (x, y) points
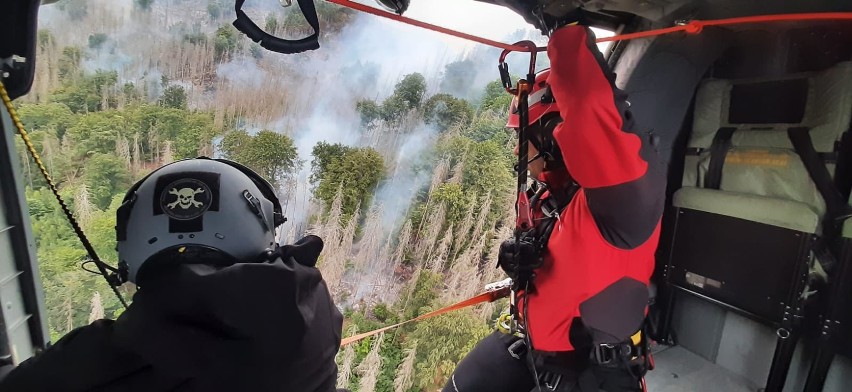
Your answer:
(703, 127), (736, 189)
(787, 127), (852, 273)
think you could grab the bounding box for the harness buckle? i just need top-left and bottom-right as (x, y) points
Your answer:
(539, 371), (562, 391)
(507, 339), (527, 360)
(593, 343), (637, 365)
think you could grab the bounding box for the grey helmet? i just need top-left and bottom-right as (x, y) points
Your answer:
(116, 157), (286, 284)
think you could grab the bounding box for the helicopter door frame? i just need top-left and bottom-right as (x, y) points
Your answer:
(0, 96), (49, 367)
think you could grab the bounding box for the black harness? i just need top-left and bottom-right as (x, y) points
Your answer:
(497, 179), (575, 290)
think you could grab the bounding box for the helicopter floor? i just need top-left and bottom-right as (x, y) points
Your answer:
(645, 345), (760, 392)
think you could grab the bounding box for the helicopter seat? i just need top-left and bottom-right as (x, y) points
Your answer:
(666, 60), (852, 324)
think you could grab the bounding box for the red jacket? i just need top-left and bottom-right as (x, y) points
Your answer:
(522, 26), (665, 352)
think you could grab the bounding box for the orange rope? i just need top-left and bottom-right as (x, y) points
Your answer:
(340, 289), (508, 346)
(325, 0), (533, 51)
(597, 12), (852, 42)
(323, 2), (852, 51)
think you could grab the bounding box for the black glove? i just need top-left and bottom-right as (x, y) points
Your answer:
(497, 236), (542, 279)
(279, 235), (324, 267)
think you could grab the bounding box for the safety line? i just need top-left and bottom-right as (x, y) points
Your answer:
(323, 2), (852, 52)
(340, 287), (509, 346)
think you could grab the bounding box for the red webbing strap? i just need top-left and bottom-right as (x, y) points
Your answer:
(596, 12), (852, 42)
(322, 2), (852, 51)
(340, 289), (508, 346)
(325, 0), (533, 51)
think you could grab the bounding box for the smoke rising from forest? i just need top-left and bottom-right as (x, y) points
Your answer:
(234, 9), (540, 238)
(37, 0), (541, 239)
(24, 2), (559, 387)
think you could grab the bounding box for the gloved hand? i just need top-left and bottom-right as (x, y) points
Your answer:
(497, 236), (541, 279)
(279, 235), (324, 267)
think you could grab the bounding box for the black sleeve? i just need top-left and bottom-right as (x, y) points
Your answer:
(585, 153), (666, 250)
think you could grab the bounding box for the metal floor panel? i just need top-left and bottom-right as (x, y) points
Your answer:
(646, 345), (760, 392)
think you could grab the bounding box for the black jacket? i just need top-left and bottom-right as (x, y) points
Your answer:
(0, 255), (343, 392)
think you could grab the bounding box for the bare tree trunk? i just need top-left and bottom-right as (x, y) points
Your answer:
(336, 341), (356, 389)
(356, 333), (384, 392)
(394, 343), (417, 392)
(74, 185), (94, 229)
(88, 292), (104, 323)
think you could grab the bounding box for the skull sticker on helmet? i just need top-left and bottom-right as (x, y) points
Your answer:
(160, 178), (212, 220)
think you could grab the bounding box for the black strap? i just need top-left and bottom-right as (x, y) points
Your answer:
(233, 0), (320, 54)
(788, 127), (852, 224)
(834, 131), (852, 202)
(685, 147), (703, 156)
(703, 127), (736, 189)
(788, 127), (852, 273)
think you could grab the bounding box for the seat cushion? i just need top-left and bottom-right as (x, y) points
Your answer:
(673, 187), (820, 234)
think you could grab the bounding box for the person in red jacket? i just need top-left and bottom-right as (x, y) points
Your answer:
(443, 23), (665, 392)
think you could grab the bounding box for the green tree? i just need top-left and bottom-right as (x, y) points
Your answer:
(401, 271), (441, 319)
(184, 32), (208, 45)
(58, 46), (83, 81)
(59, 0), (88, 20)
(27, 186), (125, 340)
(355, 99), (382, 128)
(462, 140), (514, 199)
(122, 82), (143, 104)
(249, 43), (264, 59)
(83, 154), (132, 209)
(309, 142), (354, 188)
(38, 29), (55, 50)
(214, 25), (240, 62)
(265, 14), (279, 33)
(53, 70), (118, 113)
(479, 79), (514, 114)
(135, 0), (154, 11)
(377, 73), (427, 124)
(17, 103), (76, 139)
(159, 85), (188, 109)
(432, 132), (514, 226)
(124, 104), (217, 160)
(315, 147), (385, 217)
(424, 93), (474, 131)
(86, 195), (126, 263)
(439, 60), (477, 98)
(405, 303), (490, 390)
(392, 73), (427, 109)
(315, 2), (356, 32)
(464, 111), (510, 144)
(280, 2), (353, 33)
(220, 130), (299, 187)
(371, 303), (394, 323)
(88, 33), (108, 49)
(64, 110), (127, 158)
(430, 183), (470, 227)
(207, 1), (222, 19)
(379, 95), (410, 124)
